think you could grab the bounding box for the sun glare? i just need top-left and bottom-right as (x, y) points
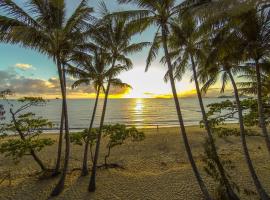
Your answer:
(134, 98), (144, 112)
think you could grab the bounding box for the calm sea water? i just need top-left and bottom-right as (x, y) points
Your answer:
(1, 98), (236, 130)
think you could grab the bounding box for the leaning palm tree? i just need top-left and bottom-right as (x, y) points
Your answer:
(88, 3), (150, 192)
(200, 40), (270, 199)
(166, 12), (239, 199)
(67, 47), (111, 176)
(0, 0), (94, 196)
(116, 0), (212, 198)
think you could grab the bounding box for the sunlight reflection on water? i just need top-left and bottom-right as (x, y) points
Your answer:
(1, 98), (237, 130)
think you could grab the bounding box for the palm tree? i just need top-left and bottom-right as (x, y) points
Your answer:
(166, 12), (239, 199)
(67, 47), (111, 176)
(238, 61), (270, 97)
(88, 4), (150, 191)
(200, 41), (270, 200)
(223, 2), (270, 154)
(117, 0), (212, 199)
(0, 0), (94, 196)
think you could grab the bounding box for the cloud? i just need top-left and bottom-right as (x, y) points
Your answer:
(15, 63), (35, 71)
(0, 69), (130, 99)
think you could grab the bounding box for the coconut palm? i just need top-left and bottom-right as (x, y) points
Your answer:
(67, 47), (112, 176)
(88, 3), (150, 191)
(88, 63), (133, 191)
(220, 2), (270, 154)
(166, 12), (239, 199)
(200, 39), (270, 199)
(116, 0), (212, 198)
(0, 0), (94, 196)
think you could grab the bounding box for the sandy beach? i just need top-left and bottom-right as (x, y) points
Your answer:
(0, 126), (270, 200)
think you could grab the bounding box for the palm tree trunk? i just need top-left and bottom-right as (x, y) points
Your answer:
(228, 70), (270, 200)
(255, 60), (270, 154)
(51, 62), (70, 197)
(161, 25), (212, 200)
(10, 109), (46, 171)
(190, 55), (239, 199)
(81, 86), (101, 176)
(53, 92), (65, 176)
(89, 78), (112, 192)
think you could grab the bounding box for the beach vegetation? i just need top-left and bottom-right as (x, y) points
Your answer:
(102, 124), (145, 167)
(0, 96), (54, 171)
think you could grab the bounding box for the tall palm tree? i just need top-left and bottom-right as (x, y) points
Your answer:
(53, 45), (93, 176)
(166, 12), (239, 199)
(222, 2), (270, 154)
(200, 42), (270, 200)
(88, 65), (132, 191)
(88, 4), (150, 191)
(67, 48), (111, 176)
(0, 0), (94, 196)
(117, 0), (212, 199)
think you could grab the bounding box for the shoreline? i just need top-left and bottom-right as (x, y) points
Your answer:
(40, 122), (241, 133)
(4, 122), (241, 135)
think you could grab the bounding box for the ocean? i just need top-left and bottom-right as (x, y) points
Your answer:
(1, 98), (236, 131)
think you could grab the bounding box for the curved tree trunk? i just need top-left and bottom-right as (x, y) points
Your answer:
(10, 109), (46, 171)
(255, 61), (270, 154)
(89, 78), (112, 192)
(190, 55), (239, 200)
(81, 86), (101, 176)
(228, 70), (270, 200)
(161, 25), (212, 200)
(51, 62), (70, 197)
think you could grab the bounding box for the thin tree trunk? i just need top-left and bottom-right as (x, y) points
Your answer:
(51, 62), (70, 197)
(53, 94), (65, 176)
(10, 109), (46, 171)
(228, 70), (270, 200)
(81, 86), (101, 176)
(89, 79), (112, 192)
(255, 60), (270, 154)
(90, 144), (94, 163)
(190, 55), (239, 200)
(161, 25), (212, 200)
(104, 145), (111, 167)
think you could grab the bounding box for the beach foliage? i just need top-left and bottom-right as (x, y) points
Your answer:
(0, 96), (54, 168)
(0, 138), (54, 163)
(70, 129), (98, 146)
(201, 98), (263, 198)
(205, 98), (270, 136)
(102, 124), (145, 166)
(70, 124), (145, 166)
(70, 128), (98, 162)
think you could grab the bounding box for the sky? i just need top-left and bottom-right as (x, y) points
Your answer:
(0, 0), (227, 99)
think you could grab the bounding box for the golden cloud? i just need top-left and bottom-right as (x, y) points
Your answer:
(15, 63), (35, 70)
(0, 70), (132, 99)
